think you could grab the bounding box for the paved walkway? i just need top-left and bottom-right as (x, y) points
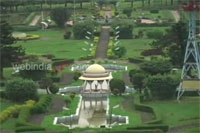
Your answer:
(29, 15), (40, 26)
(96, 26), (110, 59)
(171, 11), (180, 23)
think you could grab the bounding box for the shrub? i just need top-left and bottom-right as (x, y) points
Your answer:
(19, 62), (48, 81)
(128, 57), (145, 64)
(0, 100), (35, 123)
(146, 75), (179, 100)
(50, 8), (71, 28)
(73, 72), (81, 81)
(73, 21), (94, 39)
(112, 21), (133, 39)
(140, 60), (172, 75)
(150, 10), (159, 14)
(5, 78), (38, 102)
(52, 59), (74, 67)
(123, 8), (132, 18)
(130, 72), (147, 93)
(146, 30), (164, 39)
(13, 25), (40, 32)
(64, 31), (71, 39)
(110, 79), (125, 95)
(49, 84), (59, 94)
(0, 90), (6, 99)
(31, 95), (52, 113)
(113, 46), (126, 58)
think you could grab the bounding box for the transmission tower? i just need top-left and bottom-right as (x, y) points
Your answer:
(177, 0), (200, 100)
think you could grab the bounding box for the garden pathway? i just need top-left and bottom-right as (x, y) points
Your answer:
(28, 97), (66, 124)
(96, 26), (110, 59)
(29, 15), (40, 26)
(171, 11), (180, 23)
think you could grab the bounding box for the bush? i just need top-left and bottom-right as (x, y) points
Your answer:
(112, 21), (133, 39)
(123, 8), (132, 18)
(5, 78), (38, 102)
(73, 21), (94, 39)
(113, 46), (127, 58)
(50, 8), (71, 28)
(146, 75), (179, 100)
(49, 84), (59, 94)
(64, 31), (72, 39)
(31, 95), (52, 114)
(140, 60), (172, 75)
(110, 79), (125, 95)
(146, 30), (164, 39)
(73, 72), (81, 81)
(0, 100), (35, 123)
(0, 90), (6, 99)
(128, 57), (145, 64)
(150, 10), (159, 14)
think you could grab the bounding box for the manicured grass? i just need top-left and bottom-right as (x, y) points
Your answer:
(109, 95), (142, 127)
(146, 97), (200, 127)
(133, 26), (170, 35)
(41, 95), (80, 130)
(119, 39), (153, 59)
(14, 29), (90, 60)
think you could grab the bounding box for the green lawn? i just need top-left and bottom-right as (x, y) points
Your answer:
(146, 97), (200, 127)
(109, 95), (142, 127)
(41, 95), (80, 130)
(14, 29), (90, 60)
(119, 39), (153, 59)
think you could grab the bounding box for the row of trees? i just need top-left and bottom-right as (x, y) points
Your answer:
(0, 0), (90, 12)
(129, 59), (179, 100)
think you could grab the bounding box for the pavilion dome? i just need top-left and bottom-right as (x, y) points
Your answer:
(85, 64), (106, 74)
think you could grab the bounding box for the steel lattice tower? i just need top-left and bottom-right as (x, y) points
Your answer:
(177, 0), (200, 100)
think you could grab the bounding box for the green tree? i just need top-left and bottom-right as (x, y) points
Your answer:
(140, 60), (172, 75)
(50, 8), (71, 28)
(122, 8), (132, 18)
(110, 79), (126, 95)
(150, 21), (187, 66)
(0, 20), (25, 79)
(5, 78), (38, 102)
(39, 78), (53, 94)
(49, 84), (59, 94)
(146, 75), (179, 100)
(130, 72), (147, 94)
(73, 21), (94, 39)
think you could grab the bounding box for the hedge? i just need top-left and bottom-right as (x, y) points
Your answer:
(52, 59), (74, 67)
(127, 124), (169, 132)
(0, 100), (35, 123)
(15, 126), (45, 132)
(134, 95), (162, 124)
(13, 25), (40, 32)
(31, 95), (52, 114)
(128, 57), (145, 64)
